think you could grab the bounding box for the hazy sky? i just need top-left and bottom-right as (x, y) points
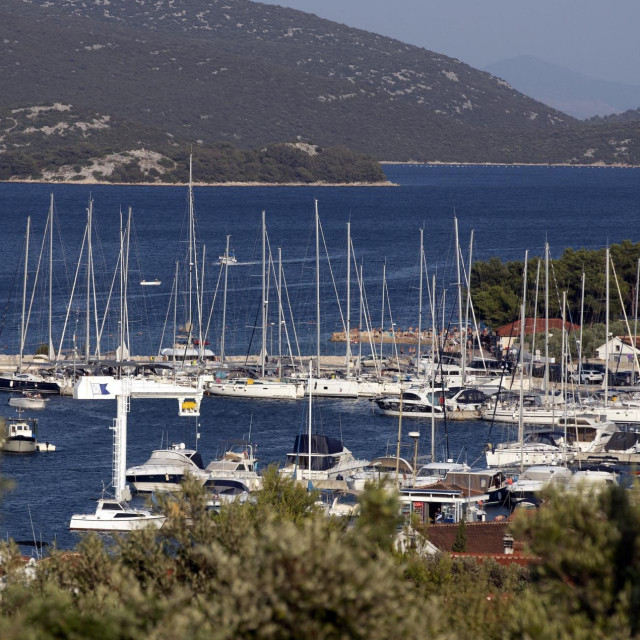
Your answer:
(258, 0), (640, 86)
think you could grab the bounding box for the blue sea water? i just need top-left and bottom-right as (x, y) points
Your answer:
(0, 164), (638, 550)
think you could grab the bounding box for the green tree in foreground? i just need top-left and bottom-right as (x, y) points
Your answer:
(2, 476), (640, 639)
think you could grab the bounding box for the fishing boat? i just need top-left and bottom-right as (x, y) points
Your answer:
(1, 415), (38, 454)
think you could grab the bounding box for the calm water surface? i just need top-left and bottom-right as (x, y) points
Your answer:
(0, 164), (638, 549)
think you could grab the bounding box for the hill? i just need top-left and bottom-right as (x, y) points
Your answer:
(484, 55), (640, 120)
(1, 0), (640, 172)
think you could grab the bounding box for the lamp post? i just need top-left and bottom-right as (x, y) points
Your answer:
(408, 431), (420, 485)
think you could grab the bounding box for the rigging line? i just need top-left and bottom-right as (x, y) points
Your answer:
(203, 260), (224, 356)
(56, 224), (88, 361)
(318, 217), (347, 334)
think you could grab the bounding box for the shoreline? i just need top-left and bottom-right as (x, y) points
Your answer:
(380, 160), (640, 169)
(3, 178), (398, 188)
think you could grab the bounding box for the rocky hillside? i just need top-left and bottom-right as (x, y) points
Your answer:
(0, 0), (639, 170)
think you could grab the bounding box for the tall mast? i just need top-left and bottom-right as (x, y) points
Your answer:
(380, 259), (386, 362)
(518, 250), (528, 474)
(278, 247), (283, 375)
(346, 221), (351, 377)
(187, 155), (194, 345)
(261, 210), (267, 377)
(85, 198), (93, 364)
(417, 228), (424, 375)
(431, 274), (436, 462)
(315, 199), (321, 377)
(48, 194), (54, 361)
(221, 235), (230, 364)
(19, 217), (30, 374)
(454, 217), (465, 382)
(544, 242), (549, 401)
(605, 247), (609, 408)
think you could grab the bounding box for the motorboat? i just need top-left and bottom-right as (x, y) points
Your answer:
(279, 433), (369, 485)
(206, 377), (304, 400)
(0, 372), (60, 395)
(443, 387), (489, 412)
(507, 465), (573, 504)
(204, 441), (262, 491)
(204, 479), (252, 511)
(347, 456), (415, 491)
(69, 498), (166, 532)
(554, 415), (619, 453)
(374, 387), (444, 418)
(218, 252), (238, 265)
(126, 442), (207, 493)
(485, 428), (573, 468)
(1, 415), (38, 453)
(412, 460), (471, 487)
(8, 392), (48, 410)
(140, 279), (161, 286)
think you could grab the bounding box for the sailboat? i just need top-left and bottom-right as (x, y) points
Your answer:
(0, 213), (61, 395)
(207, 211), (304, 399)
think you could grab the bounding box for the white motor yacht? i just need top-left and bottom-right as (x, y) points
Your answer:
(374, 387), (444, 418)
(412, 460), (471, 487)
(347, 456), (415, 491)
(126, 443), (207, 493)
(507, 465), (573, 503)
(485, 428), (573, 468)
(279, 433), (369, 485)
(204, 441), (262, 491)
(69, 499), (166, 532)
(206, 377), (304, 400)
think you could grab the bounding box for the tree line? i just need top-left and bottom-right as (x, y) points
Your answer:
(0, 469), (639, 638)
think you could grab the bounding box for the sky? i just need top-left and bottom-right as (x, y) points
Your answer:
(258, 0), (640, 87)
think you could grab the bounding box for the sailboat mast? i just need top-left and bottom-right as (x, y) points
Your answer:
(315, 200), (321, 377)
(308, 360), (313, 484)
(518, 250), (528, 474)
(544, 242), (549, 400)
(261, 210), (267, 378)
(379, 260), (386, 362)
(86, 199), (93, 364)
(187, 156), (194, 346)
(19, 217), (30, 374)
(417, 228), (424, 374)
(48, 194), (54, 361)
(431, 274), (436, 462)
(454, 217), (465, 382)
(278, 246), (283, 374)
(221, 235), (230, 363)
(605, 247), (610, 408)
(346, 221), (351, 377)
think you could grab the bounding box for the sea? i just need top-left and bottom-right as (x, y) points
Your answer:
(0, 163), (638, 550)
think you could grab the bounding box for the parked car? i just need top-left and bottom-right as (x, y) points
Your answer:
(361, 355), (391, 367)
(569, 369), (604, 384)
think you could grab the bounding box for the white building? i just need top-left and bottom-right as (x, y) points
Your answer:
(595, 336), (640, 362)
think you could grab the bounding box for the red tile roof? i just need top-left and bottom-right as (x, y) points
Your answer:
(495, 318), (579, 337)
